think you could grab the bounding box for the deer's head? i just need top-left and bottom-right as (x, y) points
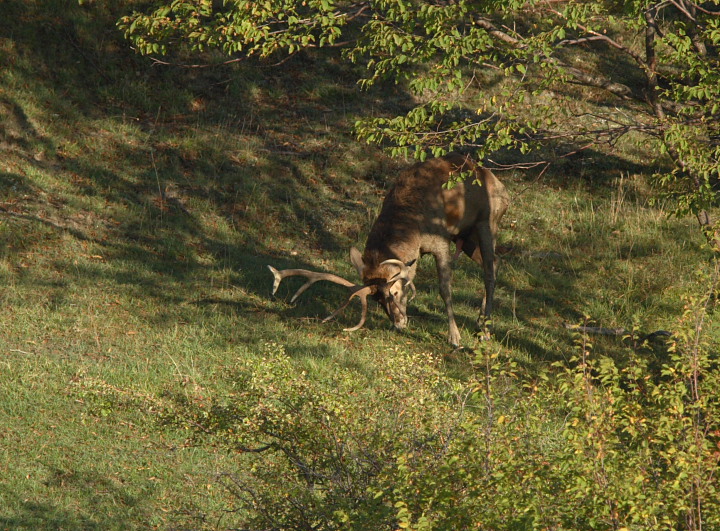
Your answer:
(267, 248), (416, 333)
(349, 247), (416, 331)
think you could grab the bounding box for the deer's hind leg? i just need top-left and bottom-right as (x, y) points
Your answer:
(460, 222), (499, 334)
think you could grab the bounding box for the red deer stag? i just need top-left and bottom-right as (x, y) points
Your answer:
(267, 153), (510, 346)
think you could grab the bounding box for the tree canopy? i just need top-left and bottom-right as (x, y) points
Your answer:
(119, 0), (720, 247)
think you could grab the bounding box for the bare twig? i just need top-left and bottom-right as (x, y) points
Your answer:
(473, 15), (635, 101)
(691, 2), (720, 16)
(147, 53), (246, 69)
(547, 7), (648, 69)
(564, 322), (672, 340)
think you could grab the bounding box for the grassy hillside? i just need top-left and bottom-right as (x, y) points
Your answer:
(0, 1), (716, 529)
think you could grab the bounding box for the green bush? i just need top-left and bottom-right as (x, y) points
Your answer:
(384, 262), (720, 531)
(159, 343), (464, 530)
(122, 264), (720, 530)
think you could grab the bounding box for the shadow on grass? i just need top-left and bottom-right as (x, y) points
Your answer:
(0, 0), (399, 309)
(0, 0), (683, 364)
(0, 469), (152, 531)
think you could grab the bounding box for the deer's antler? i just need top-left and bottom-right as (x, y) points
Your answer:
(267, 265), (374, 331)
(267, 266), (357, 302)
(322, 284), (375, 331)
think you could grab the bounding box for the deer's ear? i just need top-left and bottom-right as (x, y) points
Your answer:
(350, 247), (365, 277)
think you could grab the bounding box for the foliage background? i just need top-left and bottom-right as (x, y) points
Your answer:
(122, 0), (720, 242)
(0, 0), (718, 529)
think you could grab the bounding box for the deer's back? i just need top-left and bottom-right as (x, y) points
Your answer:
(364, 154), (507, 262)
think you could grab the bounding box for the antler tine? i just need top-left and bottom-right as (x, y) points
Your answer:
(267, 265), (357, 303)
(322, 285), (374, 332)
(343, 291), (369, 332)
(407, 281), (417, 301)
(380, 258), (408, 269)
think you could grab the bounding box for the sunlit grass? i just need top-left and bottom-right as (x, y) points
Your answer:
(0, 1), (717, 529)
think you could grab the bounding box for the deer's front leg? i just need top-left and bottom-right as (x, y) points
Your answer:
(434, 247), (461, 347)
(476, 221), (497, 338)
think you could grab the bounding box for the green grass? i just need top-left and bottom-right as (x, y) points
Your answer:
(0, 1), (717, 529)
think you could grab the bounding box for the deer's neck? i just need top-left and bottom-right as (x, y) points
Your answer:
(364, 218), (421, 268)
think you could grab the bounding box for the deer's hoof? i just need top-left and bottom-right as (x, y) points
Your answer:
(448, 332), (461, 348)
(475, 330), (492, 341)
(475, 318), (493, 340)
